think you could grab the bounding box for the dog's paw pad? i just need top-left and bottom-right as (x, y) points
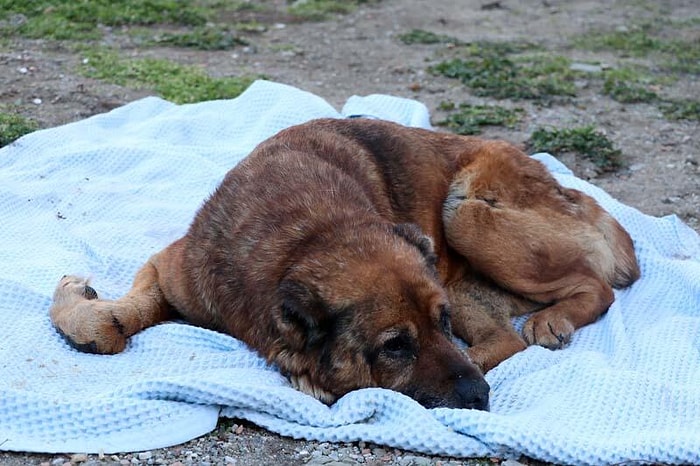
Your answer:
(522, 314), (574, 349)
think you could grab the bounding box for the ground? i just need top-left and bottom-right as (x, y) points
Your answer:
(1, 0), (698, 464)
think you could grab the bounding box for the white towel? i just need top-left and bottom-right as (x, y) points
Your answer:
(1, 80), (698, 465)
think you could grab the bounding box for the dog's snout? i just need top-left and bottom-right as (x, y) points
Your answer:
(456, 376), (490, 411)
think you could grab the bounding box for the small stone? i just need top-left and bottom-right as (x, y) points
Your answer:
(137, 451), (152, 460)
(70, 453), (88, 463)
(569, 63), (603, 73)
(50, 458), (66, 466)
(501, 460), (528, 466)
(19, 67), (28, 74)
(32, 98), (42, 105)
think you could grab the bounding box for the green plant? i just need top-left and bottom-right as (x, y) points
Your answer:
(528, 126), (623, 171)
(287, 0), (357, 21)
(436, 102), (523, 135)
(398, 29), (463, 45)
(80, 48), (254, 104)
(0, 0), (211, 40)
(151, 26), (248, 51)
(430, 43), (575, 101)
(0, 112), (38, 148)
(575, 21), (700, 74)
(603, 78), (657, 103)
(659, 100), (700, 121)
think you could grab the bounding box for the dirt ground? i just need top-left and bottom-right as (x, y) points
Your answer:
(1, 0), (698, 464)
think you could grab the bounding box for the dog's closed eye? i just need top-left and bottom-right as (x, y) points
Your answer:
(381, 332), (416, 359)
(439, 304), (452, 336)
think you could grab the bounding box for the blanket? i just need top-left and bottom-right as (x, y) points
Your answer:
(1, 80), (698, 465)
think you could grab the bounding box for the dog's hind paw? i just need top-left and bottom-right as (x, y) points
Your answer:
(522, 312), (574, 349)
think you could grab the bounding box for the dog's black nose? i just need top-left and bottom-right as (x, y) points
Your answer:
(456, 376), (490, 410)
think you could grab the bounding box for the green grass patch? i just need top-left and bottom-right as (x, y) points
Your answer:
(149, 26), (249, 50)
(287, 0), (371, 21)
(659, 100), (700, 121)
(527, 126), (623, 171)
(0, 0), (212, 40)
(602, 68), (658, 103)
(436, 102), (523, 135)
(575, 21), (700, 74)
(603, 78), (657, 103)
(576, 24), (662, 57)
(80, 48), (254, 104)
(0, 111), (38, 148)
(398, 29), (463, 45)
(430, 45), (576, 101)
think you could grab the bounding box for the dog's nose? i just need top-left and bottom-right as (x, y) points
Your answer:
(456, 376), (490, 410)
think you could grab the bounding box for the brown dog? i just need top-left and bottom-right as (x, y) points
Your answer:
(50, 118), (639, 410)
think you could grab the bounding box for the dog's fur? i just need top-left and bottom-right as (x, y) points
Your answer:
(50, 118), (639, 410)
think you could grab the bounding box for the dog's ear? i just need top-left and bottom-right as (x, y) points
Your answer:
(278, 279), (329, 350)
(393, 223), (438, 268)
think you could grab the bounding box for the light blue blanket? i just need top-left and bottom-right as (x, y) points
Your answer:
(1, 80), (699, 465)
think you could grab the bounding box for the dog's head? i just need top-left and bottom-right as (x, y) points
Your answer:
(273, 223), (489, 410)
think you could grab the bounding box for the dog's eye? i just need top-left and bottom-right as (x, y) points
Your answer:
(381, 333), (415, 359)
(439, 304), (452, 336)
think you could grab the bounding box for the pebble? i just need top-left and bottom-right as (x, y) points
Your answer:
(35, 442), (525, 466)
(569, 62), (603, 73)
(70, 453), (88, 463)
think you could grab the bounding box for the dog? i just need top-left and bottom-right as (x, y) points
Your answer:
(50, 118), (639, 410)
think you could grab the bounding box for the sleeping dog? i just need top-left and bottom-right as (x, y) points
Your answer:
(50, 118), (639, 410)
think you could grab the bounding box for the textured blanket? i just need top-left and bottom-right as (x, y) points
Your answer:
(1, 80), (698, 465)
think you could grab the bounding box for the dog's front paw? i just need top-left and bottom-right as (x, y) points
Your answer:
(50, 275), (127, 354)
(522, 312), (574, 349)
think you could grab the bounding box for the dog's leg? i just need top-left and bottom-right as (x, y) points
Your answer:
(50, 245), (179, 354)
(444, 193), (617, 351)
(447, 275), (537, 372)
(519, 277), (613, 348)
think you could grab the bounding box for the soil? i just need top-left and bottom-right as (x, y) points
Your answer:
(1, 0), (698, 465)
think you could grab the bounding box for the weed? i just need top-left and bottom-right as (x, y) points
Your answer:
(436, 102), (523, 135)
(150, 27), (248, 51)
(80, 48), (254, 104)
(662, 39), (700, 74)
(0, 0), (211, 40)
(575, 21), (700, 74)
(576, 24), (662, 57)
(430, 44), (575, 101)
(0, 112), (38, 148)
(602, 68), (658, 103)
(528, 126), (623, 171)
(603, 78), (657, 103)
(659, 101), (700, 121)
(399, 29), (463, 45)
(287, 0), (361, 21)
